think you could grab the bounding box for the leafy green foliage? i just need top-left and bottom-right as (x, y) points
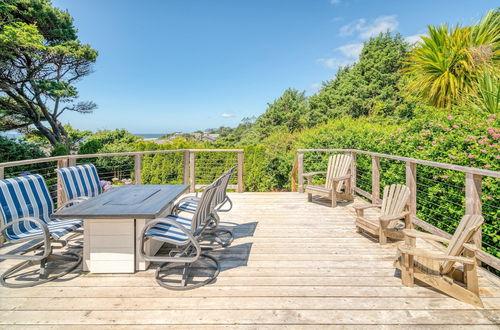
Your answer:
(49, 142), (69, 156)
(78, 129), (140, 155)
(310, 32), (412, 119)
(1, 0), (77, 42)
(0, 0), (97, 147)
(24, 123), (91, 152)
(0, 135), (44, 162)
(405, 9), (499, 110)
(253, 89), (309, 138)
(0, 135), (48, 178)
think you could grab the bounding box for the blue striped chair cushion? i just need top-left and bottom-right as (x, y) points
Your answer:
(0, 175), (82, 241)
(145, 215), (192, 244)
(177, 201), (198, 213)
(55, 164), (102, 201)
(8, 219), (82, 240)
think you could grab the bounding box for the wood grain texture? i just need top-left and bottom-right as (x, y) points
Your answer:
(0, 192), (498, 327)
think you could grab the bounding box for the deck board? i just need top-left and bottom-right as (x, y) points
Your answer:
(0, 192), (499, 328)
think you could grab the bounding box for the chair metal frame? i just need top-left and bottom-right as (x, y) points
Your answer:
(139, 182), (221, 290)
(174, 167), (236, 247)
(0, 176), (82, 288)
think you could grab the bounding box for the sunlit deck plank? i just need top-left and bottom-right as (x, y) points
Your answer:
(0, 192), (499, 327)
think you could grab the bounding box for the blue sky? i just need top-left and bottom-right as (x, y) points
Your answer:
(52, 0), (497, 134)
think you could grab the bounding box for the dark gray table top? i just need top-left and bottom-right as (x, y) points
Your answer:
(53, 184), (189, 219)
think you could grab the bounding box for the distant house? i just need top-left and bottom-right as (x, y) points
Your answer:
(155, 131), (220, 144)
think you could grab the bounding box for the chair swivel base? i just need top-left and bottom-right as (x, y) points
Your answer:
(155, 253), (220, 290)
(0, 252), (81, 288)
(201, 228), (234, 248)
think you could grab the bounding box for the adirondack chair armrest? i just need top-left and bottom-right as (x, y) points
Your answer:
(380, 211), (410, 222)
(302, 171), (326, 184)
(397, 246), (475, 265)
(463, 243), (480, 253)
(330, 174), (351, 182)
(401, 229), (450, 243)
(354, 203), (382, 216)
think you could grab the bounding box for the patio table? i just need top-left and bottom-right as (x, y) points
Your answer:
(53, 184), (189, 273)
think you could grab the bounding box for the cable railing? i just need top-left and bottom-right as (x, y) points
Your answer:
(295, 148), (500, 273)
(0, 149), (244, 207)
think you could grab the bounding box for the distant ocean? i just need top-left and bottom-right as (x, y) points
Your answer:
(134, 133), (163, 139)
(1, 132), (163, 140)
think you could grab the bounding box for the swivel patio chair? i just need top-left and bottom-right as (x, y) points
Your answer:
(0, 175), (82, 288)
(139, 181), (221, 290)
(174, 167), (236, 247)
(354, 184), (411, 245)
(394, 214), (484, 307)
(55, 163), (102, 208)
(303, 153), (353, 207)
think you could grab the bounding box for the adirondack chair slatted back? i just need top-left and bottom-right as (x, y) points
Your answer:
(192, 182), (219, 231)
(325, 154), (352, 192)
(214, 167), (235, 207)
(55, 164), (102, 201)
(380, 184), (410, 217)
(441, 215), (484, 274)
(0, 175), (53, 240)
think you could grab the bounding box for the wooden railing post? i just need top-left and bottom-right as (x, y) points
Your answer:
(371, 156), (380, 203)
(350, 152), (357, 194)
(134, 154), (142, 184)
(189, 151), (195, 193)
(56, 158), (69, 206)
(68, 157), (76, 167)
(183, 150), (189, 185)
(237, 151), (244, 193)
(297, 151), (304, 193)
(465, 173), (483, 257)
(405, 161), (417, 229)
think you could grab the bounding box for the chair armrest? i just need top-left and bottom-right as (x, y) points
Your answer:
(354, 204), (382, 217)
(0, 217), (51, 260)
(330, 174), (351, 181)
(380, 211), (410, 222)
(463, 243), (480, 253)
(303, 171), (327, 185)
(397, 245), (475, 265)
(55, 196), (91, 211)
(302, 171), (326, 178)
(402, 229), (450, 243)
(194, 184), (209, 197)
(139, 217), (200, 263)
(354, 204), (382, 211)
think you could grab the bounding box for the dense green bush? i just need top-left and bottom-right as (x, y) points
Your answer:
(0, 135), (45, 162)
(283, 110), (498, 258)
(79, 129), (140, 155)
(0, 136), (54, 184)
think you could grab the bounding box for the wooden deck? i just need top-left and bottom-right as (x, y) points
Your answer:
(0, 192), (499, 328)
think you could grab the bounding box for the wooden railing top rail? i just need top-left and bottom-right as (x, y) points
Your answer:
(297, 149), (500, 178)
(0, 148), (244, 168)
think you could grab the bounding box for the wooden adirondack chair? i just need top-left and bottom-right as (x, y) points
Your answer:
(394, 214), (484, 307)
(354, 184), (411, 245)
(303, 153), (353, 207)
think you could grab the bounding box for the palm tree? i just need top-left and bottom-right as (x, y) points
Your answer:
(405, 9), (499, 110)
